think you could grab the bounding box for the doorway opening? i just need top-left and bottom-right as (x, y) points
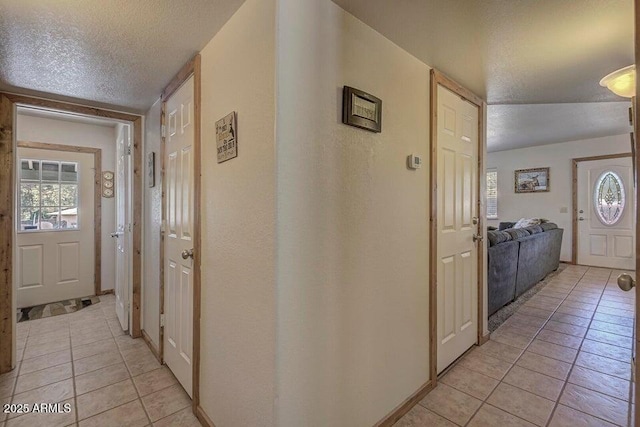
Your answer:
(572, 153), (635, 270)
(429, 69), (487, 381)
(0, 95), (143, 374)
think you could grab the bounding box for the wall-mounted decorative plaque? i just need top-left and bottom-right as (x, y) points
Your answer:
(102, 171), (115, 198)
(342, 86), (382, 133)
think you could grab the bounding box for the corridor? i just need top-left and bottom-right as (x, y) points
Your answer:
(0, 294), (200, 426)
(396, 265), (635, 426)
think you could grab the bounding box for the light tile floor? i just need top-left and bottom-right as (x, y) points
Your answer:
(0, 294), (202, 427)
(396, 265), (636, 427)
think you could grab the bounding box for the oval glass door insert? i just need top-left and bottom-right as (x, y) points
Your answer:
(593, 170), (625, 225)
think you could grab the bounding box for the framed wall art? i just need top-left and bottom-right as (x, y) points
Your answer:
(342, 86), (382, 133)
(515, 167), (549, 193)
(147, 152), (155, 188)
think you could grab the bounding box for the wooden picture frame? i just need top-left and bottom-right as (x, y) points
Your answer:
(342, 86), (382, 133)
(514, 167), (550, 193)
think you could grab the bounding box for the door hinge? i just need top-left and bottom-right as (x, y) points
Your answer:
(161, 124), (166, 138)
(160, 314), (165, 328)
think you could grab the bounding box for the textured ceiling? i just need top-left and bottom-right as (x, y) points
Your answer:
(333, 0), (633, 104)
(0, 0), (246, 113)
(0, 0), (634, 149)
(332, 0), (634, 150)
(487, 102), (632, 152)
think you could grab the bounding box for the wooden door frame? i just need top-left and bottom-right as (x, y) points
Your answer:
(571, 153), (633, 266)
(429, 69), (487, 382)
(158, 54), (203, 420)
(0, 93), (143, 374)
(17, 141), (103, 297)
(634, 2), (640, 423)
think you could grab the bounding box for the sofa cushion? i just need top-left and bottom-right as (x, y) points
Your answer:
(523, 225), (543, 235)
(505, 228), (530, 240)
(539, 222), (558, 231)
(498, 222), (516, 231)
(487, 230), (512, 247)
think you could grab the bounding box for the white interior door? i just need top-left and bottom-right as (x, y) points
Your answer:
(164, 76), (194, 396)
(436, 85), (479, 373)
(16, 148), (94, 308)
(577, 156), (635, 269)
(115, 126), (130, 331)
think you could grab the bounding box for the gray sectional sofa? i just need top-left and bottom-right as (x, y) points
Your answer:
(487, 222), (563, 315)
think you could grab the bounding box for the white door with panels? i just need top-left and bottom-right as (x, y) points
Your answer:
(436, 85), (480, 373)
(577, 157), (635, 269)
(164, 76), (194, 396)
(16, 148), (94, 308)
(114, 125), (131, 331)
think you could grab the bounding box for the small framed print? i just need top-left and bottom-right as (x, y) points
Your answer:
(515, 167), (550, 193)
(216, 112), (238, 164)
(342, 86), (382, 133)
(147, 152), (155, 188)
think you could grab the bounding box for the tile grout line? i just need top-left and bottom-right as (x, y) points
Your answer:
(544, 269), (629, 427)
(457, 266), (591, 427)
(69, 321), (79, 426)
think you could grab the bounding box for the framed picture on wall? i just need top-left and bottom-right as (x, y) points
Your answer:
(342, 86), (382, 133)
(514, 167), (549, 193)
(147, 152), (155, 188)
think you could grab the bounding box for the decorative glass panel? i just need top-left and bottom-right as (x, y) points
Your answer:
(594, 171), (625, 226)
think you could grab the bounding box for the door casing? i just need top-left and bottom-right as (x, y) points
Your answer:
(157, 54), (203, 420)
(16, 141), (102, 302)
(571, 153), (633, 266)
(429, 69), (487, 383)
(0, 94), (143, 374)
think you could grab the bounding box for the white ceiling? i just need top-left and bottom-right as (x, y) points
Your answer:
(333, 0), (634, 150)
(0, 0), (246, 113)
(487, 102), (632, 152)
(0, 0), (634, 150)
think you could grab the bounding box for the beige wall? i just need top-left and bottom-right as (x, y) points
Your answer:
(16, 113), (117, 291)
(276, 1), (431, 425)
(198, 0), (277, 425)
(487, 134), (631, 262)
(142, 99), (162, 347)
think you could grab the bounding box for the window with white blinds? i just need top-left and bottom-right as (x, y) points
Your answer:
(487, 169), (498, 219)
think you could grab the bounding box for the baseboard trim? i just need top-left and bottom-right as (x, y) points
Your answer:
(374, 379), (436, 427)
(479, 332), (490, 345)
(196, 405), (216, 427)
(99, 289), (114, 296)
(141, 329), (161, 363)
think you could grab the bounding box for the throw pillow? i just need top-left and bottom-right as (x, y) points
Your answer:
(513, 218), (541, 228)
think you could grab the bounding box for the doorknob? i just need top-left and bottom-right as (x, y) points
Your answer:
(473, 234), (483, 242)
(110, 232), (122, 238)
(181, 249), (194, 260)
(617, 273), (635, 292)
(578, 217), (585, 221)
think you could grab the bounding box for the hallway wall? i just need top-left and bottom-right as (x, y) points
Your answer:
(276, 1), (432, 425)
(198, 0), (277, 425)
(16, 113), (118, 292)
(142, 99), (162, 349)
(487, 134), (631, 262)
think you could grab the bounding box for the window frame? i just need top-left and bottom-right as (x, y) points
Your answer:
(18, 158), (80, 233)
(486, 168), (498, 220)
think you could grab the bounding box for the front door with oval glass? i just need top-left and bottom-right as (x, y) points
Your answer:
(577, 156), (635, 270)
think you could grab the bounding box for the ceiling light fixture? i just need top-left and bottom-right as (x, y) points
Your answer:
(599, 65), (636, 98)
